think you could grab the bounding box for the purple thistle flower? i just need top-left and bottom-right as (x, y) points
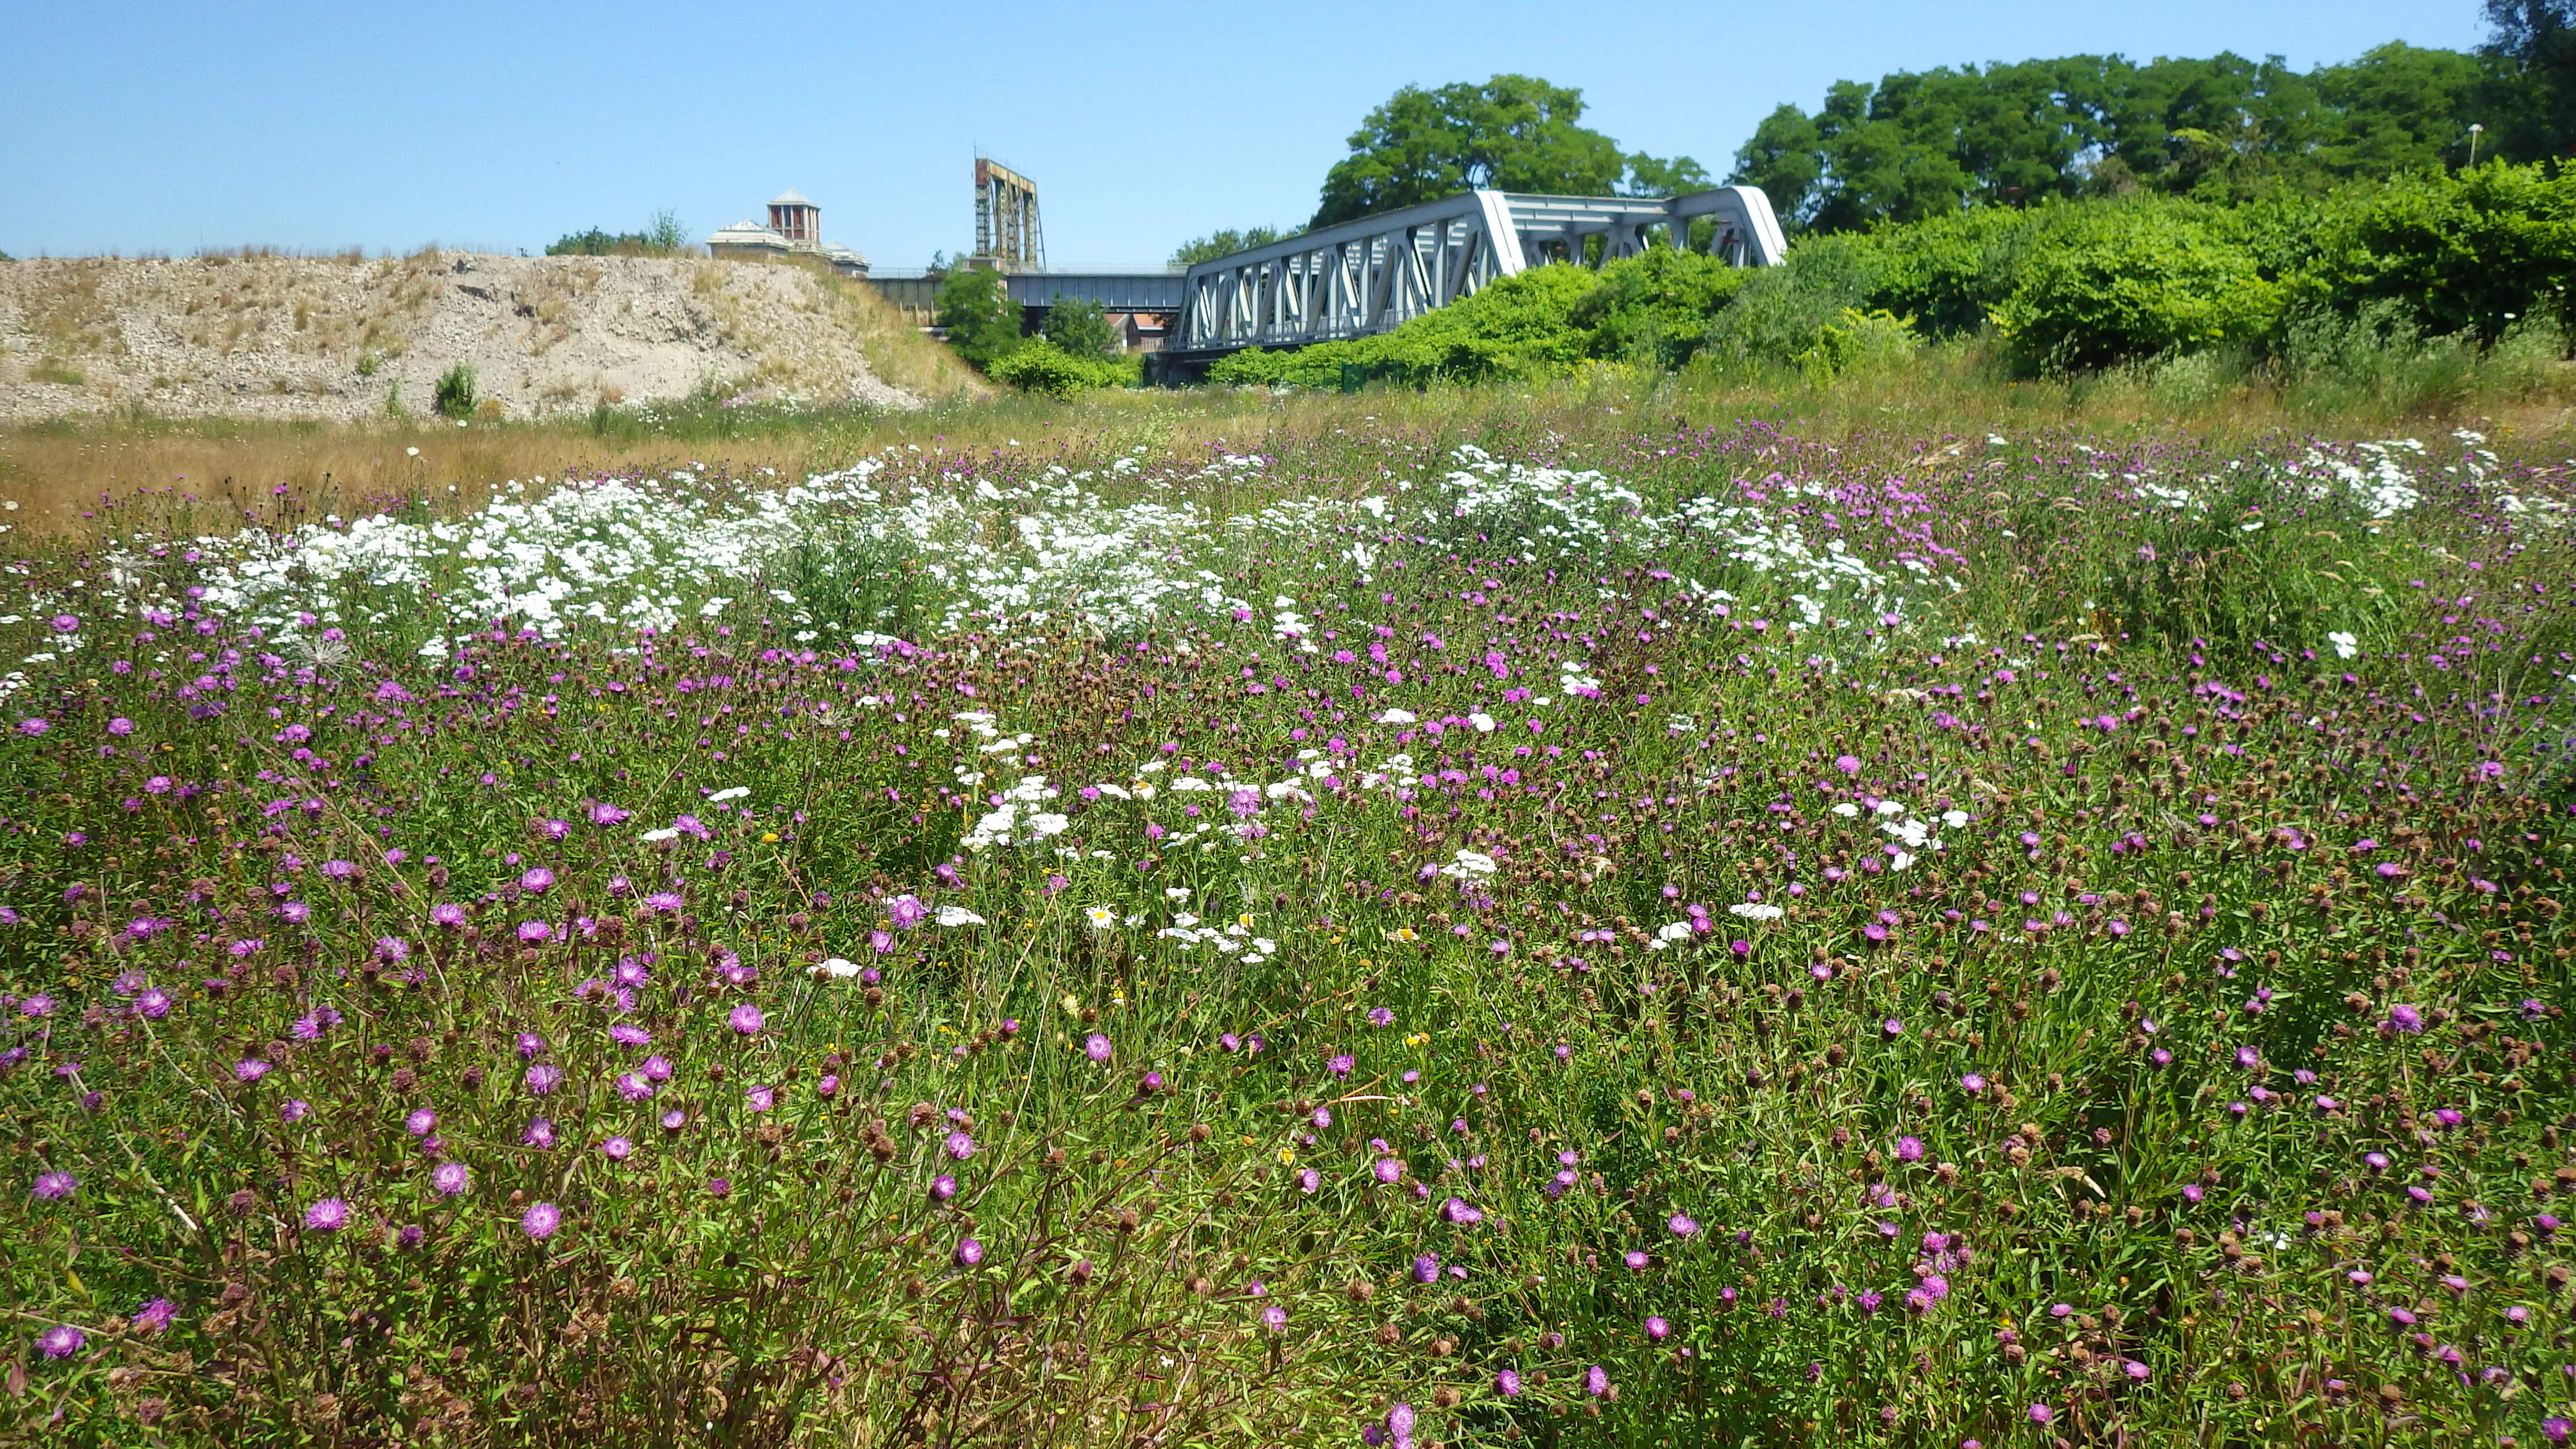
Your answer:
(1495, 1368), (1523, 1396)
(430, 1162), (469, 1196)
(728, 1003), (764, 1036)
(661, 1109), (688, 1132)
(887, 894), (928, 930)
(524, 1063), (564, 1096)
(303, 1197), (352, 1233)
(519, 868), (555, 893)
(954, 1237), (984, 1268)
(1085, 1033), (1112, 1063)
(1367, 1007), (1394, 1026)
(405, 1107), (437, 1136)
(1624, 1249), (1650, 1270)
(1327, 1053), (1355, 1078)
(746, 1086), (775, 1111)
(1895, 1135), (1925, 1162)
(945, 1130), (976, 1161)
(516, 920), (553, 944)
(522, 1117), (557, 1148)
(132, 1298), (177, 1334)
(1413, 1254), (1439, 1283)
(641, 1054), (674, 1082)
(234, 1058), (271, 1082)
(37, 1324), (83, 1359)
(31, 1170), (75, 1200)
(430, 903), (467, 928)
(1645, 1314), (1670, 1340)
(600, 1136), (633, 1161)
(1585, 1365), (1611, 1397)
(134, 988), (172, 1019)
(615, 1073), (655, 1102)
(1668, 1212), (1699, 1237)
(281, 1099), (310, 1123)
(1375, 1157), (1402, 1184)
(930, 1174), (958, 1202)
(522, 1202), (561, 1239)
(609, 1022), (651, 1047)
(1261, 1303), (1287, 1331)
(2029, 1404), (2054, 1424)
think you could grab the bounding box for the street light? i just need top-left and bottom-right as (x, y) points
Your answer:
(2469, 123), (2485, 168)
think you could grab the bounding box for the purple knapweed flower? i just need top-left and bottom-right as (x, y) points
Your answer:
(1085, 1033), (1111, 1063)
(31, 1170), (75, 1200)
(522, 1202), (561, 1239)
(728, 1003), (764, 1036)
(38, 1325), (83, 1359)
(303, 1197), (352, 1233)
(430, 1162), (469, 1196)
(954, 1237), (984, 1268)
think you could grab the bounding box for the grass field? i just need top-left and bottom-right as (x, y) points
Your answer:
(3, 375), (2574, 1447)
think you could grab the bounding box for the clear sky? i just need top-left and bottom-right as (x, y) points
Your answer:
(1, 1), (2488, 268)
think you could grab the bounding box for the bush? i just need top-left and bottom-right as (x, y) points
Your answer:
(432, 364), (477, 419)
(2293, 162), (2576, 349)
(1987, 201), (2281, 372)
(1568, 247), (1754, 366)
(547, 210), (690, 258)
(1696, 234), (1884, 371)
(988, 340), (1136, 396)
(1039, 296), (1119, 358)
(935, 270), (1026, 372)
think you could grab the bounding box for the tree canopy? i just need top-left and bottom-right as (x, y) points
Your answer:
(1729, 29), (2564, 233)
(1312, 75), (1708, 227)
(1169, 228), (1289, 267)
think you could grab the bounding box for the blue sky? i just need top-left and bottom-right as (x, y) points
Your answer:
(1, 1), (2487, 267)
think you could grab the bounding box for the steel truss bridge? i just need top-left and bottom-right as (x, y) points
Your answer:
(1164, 186), (1785, 372)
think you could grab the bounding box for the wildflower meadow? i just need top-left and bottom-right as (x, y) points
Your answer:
(4, 410), (2574, 1447)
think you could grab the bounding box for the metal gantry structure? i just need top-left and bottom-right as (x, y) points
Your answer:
(973, 157), (1045, 272)
(1168, 186), (1786, 363)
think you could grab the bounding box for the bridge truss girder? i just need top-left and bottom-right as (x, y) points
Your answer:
(1172, 186), (1784, 357)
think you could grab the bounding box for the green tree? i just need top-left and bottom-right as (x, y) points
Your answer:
(2483, 1), (2576, 159)
(1040, 295), (1118, 358)
(1313, 75), (1703, 226)
(1169, 228), (1289, 267)
(935, 269), (1025, 371)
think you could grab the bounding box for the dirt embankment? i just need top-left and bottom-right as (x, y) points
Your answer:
(0, 251), (978, 423)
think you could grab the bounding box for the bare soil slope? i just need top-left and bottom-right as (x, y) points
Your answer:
(0, 251), (978, 423)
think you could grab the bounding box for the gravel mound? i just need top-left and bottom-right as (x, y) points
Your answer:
(0, 251), (925, 422)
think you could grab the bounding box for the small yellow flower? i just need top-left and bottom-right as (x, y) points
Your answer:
(1237, 912), (1254, 929)
(1405, 1032), (1430, 1046)
(760, 831), (779, 843)
(1277, 1147), (1295, 1165)
(1061, 994), (1081, 1015)
(1394, 927), (1419, 943)
(1239, 1135), (1258, 1147)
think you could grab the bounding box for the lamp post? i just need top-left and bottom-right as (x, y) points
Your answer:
(2468, 123), (2484, 168)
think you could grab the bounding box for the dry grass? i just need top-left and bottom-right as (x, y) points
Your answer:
(3, 346), (2567, 547)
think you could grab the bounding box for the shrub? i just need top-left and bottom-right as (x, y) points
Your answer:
(1039, 296), (1119, 358)
(1792, 306), (1922, 380)
(1987, 201), (2281, 372)
(1569, 247), (1754, 366)
(546, 211), (691, 258)
(988, 339), (1135, 396)
(934, 270), (1026, 372)
(432, 364), (477, 419)
(2293, 161), (2576, 349)
(1697, 234), (1883, 371)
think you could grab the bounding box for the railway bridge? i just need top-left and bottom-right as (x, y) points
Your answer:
(1158, 186), (1786, 378)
